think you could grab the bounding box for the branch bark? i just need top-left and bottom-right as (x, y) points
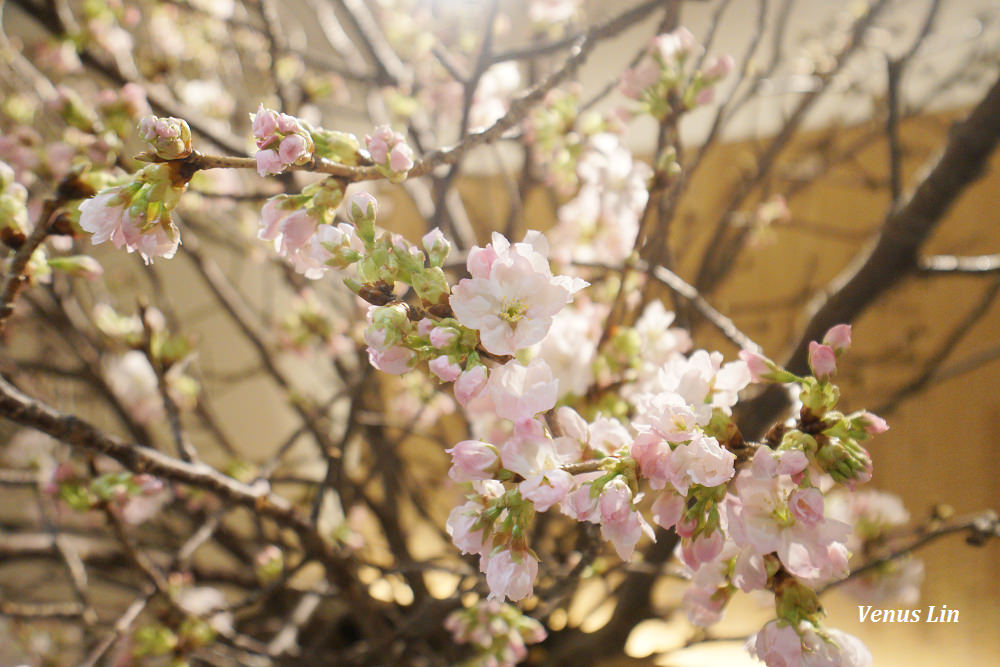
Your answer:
(738, 73), (1000, 438)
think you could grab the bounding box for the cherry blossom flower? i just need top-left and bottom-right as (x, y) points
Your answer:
(487, 358), (559, 422)
(484, 549), (538, 602)
(500, 419), (576, 512)
(78, 186), (180, 264)
(728, 468), (850, 583)
(451, 232), (586, 355)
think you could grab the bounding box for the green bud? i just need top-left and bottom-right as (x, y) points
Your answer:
(48, 255), (104, 280)
(312, 129), (361, 165)
(411, 266), (450, 305)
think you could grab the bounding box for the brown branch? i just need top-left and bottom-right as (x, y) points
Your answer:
(692, 0), (891, 295)
(820, 510), (999, 595)
(738, 72), (1000, 439)
(0, 200), (57, 335)
(874, 277), (1000, 416)
(0, 373), (361, 595)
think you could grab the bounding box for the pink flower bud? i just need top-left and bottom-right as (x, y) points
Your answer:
(275, 112), (301, 134)
(256, 149), (283, 176)
(808, 341), (837, 379)
(429, 355), (462, 383)
(366, 132), (389, 164)
(429, 326), (456, 348)
(859, 411), (889, 435)
(389, 142), (414, 173)
(680, 530), (724, 569)
(346, 191), (378, 223)
(823, 324), (852, 353)
(739, 349), (772, 383)
(703, 53), (735, 79)
(278, 134), (309, 164)
(447, 440), (500, 482)
(252, 104), (278, 138)
(485, 549), (538, 602)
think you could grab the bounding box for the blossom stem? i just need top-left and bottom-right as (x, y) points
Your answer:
(0, 199), (58, 335)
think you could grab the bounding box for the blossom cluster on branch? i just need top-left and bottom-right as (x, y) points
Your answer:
(3, 1), (998, 666)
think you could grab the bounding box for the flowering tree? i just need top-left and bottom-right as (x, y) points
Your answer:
(1, 1), (999, 666)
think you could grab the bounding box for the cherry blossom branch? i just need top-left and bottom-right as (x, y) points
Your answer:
(0, 199), (57, 335)
(0, 372), (366, 601)
(738, 71), (1000, 439)
(692, 0), (891, 295)
(820, 509), (999, 595)
(578, 259), (763, 352)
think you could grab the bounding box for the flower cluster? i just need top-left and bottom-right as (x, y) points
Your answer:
(344, 216), (890, 666)
(365, 125), (414, 181)
(77, 158), (190, 263)
(0, 160), (29, 248)
(252, 104), (315, 176)
(445, 599), (547, 667)
(619, 27), (735, 117)
(138, 115), (193, 160)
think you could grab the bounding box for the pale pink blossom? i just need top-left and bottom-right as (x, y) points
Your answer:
(748, 621), (802, 667)
(529, 0), (582, 25)
(450, 232), (586, 355)
(346, 190), (378, 222)
(366, 125), (414, 175)
(278, 134), (309, 164)
(619, 57), (661, 99)
(740, 349), (773, 383)
(255, 149), (284, 176)
(751, 447), (809, 480)
(680, 530), (724, 569)
(534, 301), (603, 397)
(484, 550), (538, 602)
(789, 488), (825, 527)
(728, 471), (850, 583)
(447, 440), (499, 482)
(651, 491), (684, 530)
(682, 584), (727, 627)
(630, 432), (672, 490)
(488, 358), (558, 422)
(367, 345), (414, 375)
(389, 142), (414, 172)
(560, 475), (601, 522)
(447, 501), (486, 555)
(252, 104), (313, 175)
(703, 53), (735, 80)
(597, 478), (653, 560)
(669, 433), (735, 494)
(501, 419), (577, 511)
(466, 244), (498, 279)
(455, 366), (489, 406)
(858, 411), (889, 435)
(652, 27), (699, 61)
(78, 190), (180, 263)
(519, 469), (573, 512)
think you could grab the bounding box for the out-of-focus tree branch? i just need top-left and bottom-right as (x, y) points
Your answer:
(738, 73), (1000, 439)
